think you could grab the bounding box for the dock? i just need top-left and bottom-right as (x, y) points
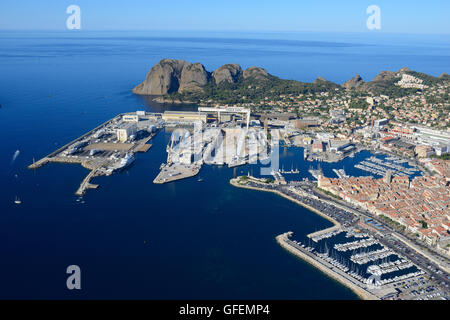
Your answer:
(136, 143), (152, 153)
(153, 163), (201, 184)
(307, 225), (342, 240)
(29, 112), (162, 196)
(28, 114), (124, 170)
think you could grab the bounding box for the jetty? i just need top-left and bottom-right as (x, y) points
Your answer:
(308, 226), (343, 242)
(75, 168), (100, 196)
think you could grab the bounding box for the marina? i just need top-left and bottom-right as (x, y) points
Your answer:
(280, 227), (429, 299)
(354, 155), (420, 178)
(231, 174), (441, 300)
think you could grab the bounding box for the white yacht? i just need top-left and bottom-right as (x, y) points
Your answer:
(110, 153), (135, 172)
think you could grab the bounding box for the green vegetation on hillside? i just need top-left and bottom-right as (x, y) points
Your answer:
(166, 75), (341, 105)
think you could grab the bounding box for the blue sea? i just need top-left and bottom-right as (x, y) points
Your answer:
(0, 31), (448, 299)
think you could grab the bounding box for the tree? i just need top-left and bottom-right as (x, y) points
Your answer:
(420, 220), (428, 229)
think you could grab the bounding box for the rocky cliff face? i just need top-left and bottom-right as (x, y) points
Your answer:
(133, 59), (209, 95)
(343, 74), (365, 90)
(179, 63), (209, 93)
(243, 66), (269, 80)
(212, 64), (243, 85)
(132, 59), (187, 95)
(133, 60), (273, 95)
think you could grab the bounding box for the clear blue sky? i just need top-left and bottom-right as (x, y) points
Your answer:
(0, 0), (449, 34)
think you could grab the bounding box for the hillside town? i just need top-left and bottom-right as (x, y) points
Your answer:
(220, 76), (449, 131)
(210, 72), (450, 161)
(318, 163), (450, 255)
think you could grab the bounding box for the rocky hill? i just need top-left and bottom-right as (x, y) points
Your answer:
(132, 59), (447, 103)
(342, 67), (447, 96)
(212, 64), (243, 85)
(133, 59), (340, 103)
(342, 74), (365, 90)
(132, 59), (206, 95)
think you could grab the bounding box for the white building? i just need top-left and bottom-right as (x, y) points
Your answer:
(396, 73), (428, 89)
(413, 126), (450, 152)
(435, 144), (450, 156)
(116, 122), (137, 142)
(316, 132), (335, 142)
(329, 139), (351, 152)
(374, 118), (389, 128)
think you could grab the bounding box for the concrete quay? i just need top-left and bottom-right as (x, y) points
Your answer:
(27, 114), (124, 170)
(307, 225), (342, 240)
(28, 112), (160, 196)
(153, 163), (201, 184)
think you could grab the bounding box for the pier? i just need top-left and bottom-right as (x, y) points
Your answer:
(271, 170), (287, 184)
(354, 156), (419, 177)
(334, 238), (378, 252)
(75, 168), (100, 196)
(350, 247), (396, 265)
(307, 226), (343, 242)
(29, 157), (49, 169)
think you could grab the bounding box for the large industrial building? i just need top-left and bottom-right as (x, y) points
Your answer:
(198, 107), (251, 128)
(162, 111), (207, 123)
(116, 122), (137, 142)
(295, 118), (320, 128)
(329, 139), (352, 153)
